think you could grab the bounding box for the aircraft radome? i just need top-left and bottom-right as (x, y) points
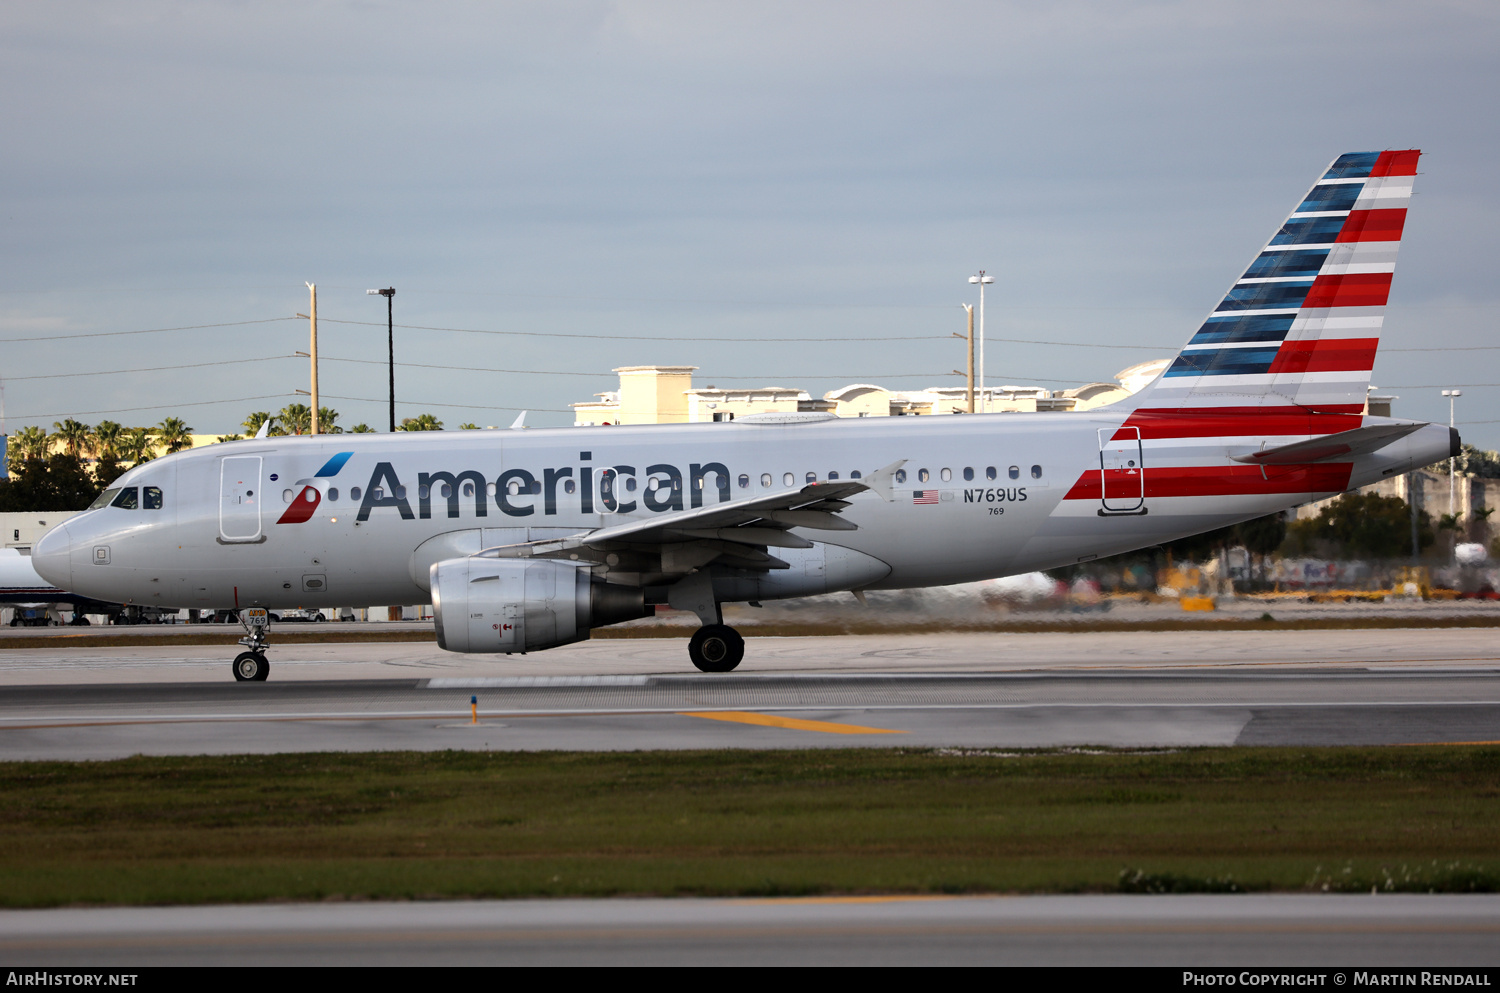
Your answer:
(34, 150), (1455, 681)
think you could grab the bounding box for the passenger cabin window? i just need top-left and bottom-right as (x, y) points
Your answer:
(783, 473), (794, 487)
(761, 473), (773, 487)
(738, 474), (750, 489)
(143, 486), (163, 510)
(111, 487), (139, 510)
(894, 469), (907, 484)
(828, 471), (839, 480)
(1008, 466), (1020, 480)
(328, 487), (339, 502)
(350, 486), (362, 502)
(939, 468), (952, 482)
(963, 467), (974, 481)
(917, 468), (930, 483)
(805, 472), (817, 485)
(986, 467), (997, 481)
(1031, 465), (1043, 479)
(850, 470), (862, 479)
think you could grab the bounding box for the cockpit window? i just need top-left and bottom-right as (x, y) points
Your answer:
(90, 488), (120, 510)
(143, 486), (163, 510)
(111, 487), (139, 510)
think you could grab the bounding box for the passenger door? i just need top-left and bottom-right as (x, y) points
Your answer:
(1097, 427), (1145, 514)
(219, 456), (264, 542)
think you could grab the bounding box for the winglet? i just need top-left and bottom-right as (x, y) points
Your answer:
(509, 411), (527, 430)
(254, 418), (273, 440)
(862, 459), (906, 502)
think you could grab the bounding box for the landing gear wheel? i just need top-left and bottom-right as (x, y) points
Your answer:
(689, 624), (744, 673)
(232, 652), (269, 682)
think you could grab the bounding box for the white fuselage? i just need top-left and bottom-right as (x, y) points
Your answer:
(32, 409), (1452, 617)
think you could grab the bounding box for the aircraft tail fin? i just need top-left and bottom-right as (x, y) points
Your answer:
(1128, 150), (1419, 416)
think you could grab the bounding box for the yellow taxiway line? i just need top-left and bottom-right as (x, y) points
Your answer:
(680, 711), (905, 735)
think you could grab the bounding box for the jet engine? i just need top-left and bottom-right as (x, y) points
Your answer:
(430, 557), (649, 654)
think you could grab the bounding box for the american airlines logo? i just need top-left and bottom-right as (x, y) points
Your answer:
(275, 451), (354, 525)
(350, 456), (735, 523)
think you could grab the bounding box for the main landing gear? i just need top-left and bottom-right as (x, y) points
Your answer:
(688, 624), (744, 673)
(232, 609), (271, 682)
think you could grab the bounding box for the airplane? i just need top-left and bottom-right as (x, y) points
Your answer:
(32, 149), (1455, 681)
(0, 547), (118, 625)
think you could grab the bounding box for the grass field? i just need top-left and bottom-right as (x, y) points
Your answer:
(1, 746), (1496, 907)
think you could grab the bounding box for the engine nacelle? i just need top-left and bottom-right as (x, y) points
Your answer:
(430, 557), (649, 654)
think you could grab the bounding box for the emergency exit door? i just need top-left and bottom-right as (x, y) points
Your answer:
(1097, 427), (1145, 514)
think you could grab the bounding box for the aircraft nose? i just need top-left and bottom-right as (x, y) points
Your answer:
(32, 522), (74, 590)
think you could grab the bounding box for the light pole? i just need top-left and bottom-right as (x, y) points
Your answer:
(368, 288), (396, 431)
(968, 271), (993, 412)
(1442, 389), (1462, 517)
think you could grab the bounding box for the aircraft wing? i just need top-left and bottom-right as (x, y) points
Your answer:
(475, 460), (905, 580)
(1229, 423), (1424, 466)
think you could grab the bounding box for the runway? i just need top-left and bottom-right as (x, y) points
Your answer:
(4, 894), (1499, 966)
(1, 630), (1497, 757)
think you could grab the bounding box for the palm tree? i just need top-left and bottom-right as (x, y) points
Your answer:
(94, 420), (125, 460)
(399, 413), (443, 432)
(242, 411), (273, 436)
(7, 426), (47, 472)
(52, 419), (93, 458)
(123, 428), (156, 465)
(317, 407), (343, 434)
(349, 423), (375, 433)
(278, 404), (312, 436)
(458, 423), (480, 430)
(12, 425), (50, 462)
(154, 417), (193, 455)
(216, 434), (244, 443)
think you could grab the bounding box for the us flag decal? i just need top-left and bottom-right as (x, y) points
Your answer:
(913, 490), (938, 505)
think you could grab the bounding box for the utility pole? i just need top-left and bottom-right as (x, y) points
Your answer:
(963, 304), (975, 413)
(1442, 389), (1462, 517)
(1409, 471), (1420, 565)
(306, 283), (320, 435)
(969, 271), (993, 412)
(368, 287), (396, 431)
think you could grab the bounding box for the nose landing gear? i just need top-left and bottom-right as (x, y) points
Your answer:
(232, 608), (272, 682)
(688, 624), (744, 672)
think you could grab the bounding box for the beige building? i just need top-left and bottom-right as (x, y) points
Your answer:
(570, 358), (1401, 426)
(572, 360), (1172, 425)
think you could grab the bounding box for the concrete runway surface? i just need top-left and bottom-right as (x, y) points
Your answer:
(2, 630), (1497, 966)
(2, 895), (1499, 966)
(0, 629), (1497, 757)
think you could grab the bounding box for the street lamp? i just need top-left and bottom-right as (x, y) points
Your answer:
(968, 272), (994, 412)
(367, 288), (396, 432)
(1442, 389), (1462, 517)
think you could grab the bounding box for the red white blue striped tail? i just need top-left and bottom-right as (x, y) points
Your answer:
(1130, 150), (1418, 416)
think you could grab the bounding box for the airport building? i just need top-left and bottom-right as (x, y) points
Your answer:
(570, 360), (1172, 426)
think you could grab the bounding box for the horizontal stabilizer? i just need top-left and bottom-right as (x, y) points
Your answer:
(1229, 422), (1423, 466)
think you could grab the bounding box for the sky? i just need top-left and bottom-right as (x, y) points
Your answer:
(2, 1), (1498, 444)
